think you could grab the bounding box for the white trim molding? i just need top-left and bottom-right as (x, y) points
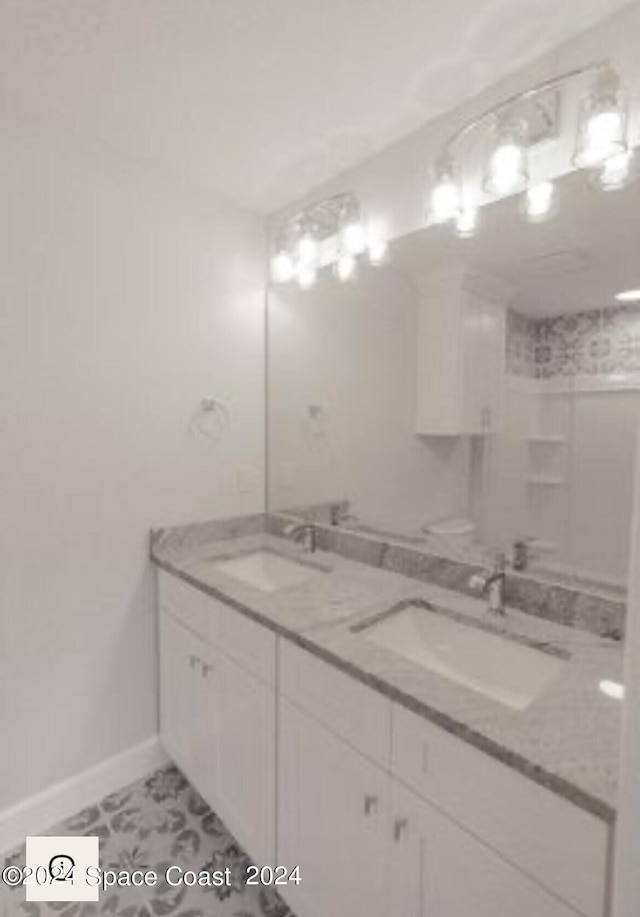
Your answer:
(507, 372), (640, 395)
(0, 736), (168, 855)
(612, 424), (640, 916)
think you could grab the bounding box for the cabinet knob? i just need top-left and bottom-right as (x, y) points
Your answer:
(364, 794), (378, 816)
(189, 654), (201, 669)
(201, 663), (214, 678)
(393, 817), (408, 842)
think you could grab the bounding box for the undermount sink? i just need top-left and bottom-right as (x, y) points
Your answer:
(356, 601), (567, 710)
(208, 549), (328, 593)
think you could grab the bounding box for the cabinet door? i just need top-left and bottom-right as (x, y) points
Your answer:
(214, 652), (276, 866)
(277, 698), (388, 917)
(463, 293), (505, 435)
(391, 782), (579, 917)
(158, 611), (216, 804)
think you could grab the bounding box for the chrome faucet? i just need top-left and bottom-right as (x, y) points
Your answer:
(512, 537), (534, 571)
(469, 552), (507, 616)
(330, 503), (357, 527)
(283, 522), (317, 553)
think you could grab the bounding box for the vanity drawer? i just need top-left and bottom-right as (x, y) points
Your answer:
(391, 703), (608, 917)
(279, 639), (391, 767)
(158, 569), (218, 641)
(158, 570), (275, 684)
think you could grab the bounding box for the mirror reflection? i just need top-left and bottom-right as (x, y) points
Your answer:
(267, 170), (640, 598)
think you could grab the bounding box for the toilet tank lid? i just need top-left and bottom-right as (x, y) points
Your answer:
(426, 517), (475, 536)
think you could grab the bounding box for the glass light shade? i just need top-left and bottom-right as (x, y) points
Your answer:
(297, 232), (320, 267)
(483, 120), (529, 196)
(340, 220), (367, 256)
(455, 205), (479, 238)
(522, 181), (558, 223)
(297, 264), (317, 290)
(616, 289), (640, 303)
(591, 150), (636, 191)
(429, 153), (461, 223)
(334, 252), (358, 283)
(270, 250), (296, 283)
(573, 68), (628, 169)
(367, 234), (389, 266)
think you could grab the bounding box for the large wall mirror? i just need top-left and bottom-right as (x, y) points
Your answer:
(267, 170), (640, 598)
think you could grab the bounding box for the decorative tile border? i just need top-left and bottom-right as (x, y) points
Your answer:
(506, 305), (640, 379)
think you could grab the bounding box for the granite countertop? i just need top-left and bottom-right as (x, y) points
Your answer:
(152, 529), (623, 824)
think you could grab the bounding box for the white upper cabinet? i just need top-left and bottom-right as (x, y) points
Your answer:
(413, 267), (508, 436)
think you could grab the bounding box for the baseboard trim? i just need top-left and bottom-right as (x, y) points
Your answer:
(0, 736), (169, 855)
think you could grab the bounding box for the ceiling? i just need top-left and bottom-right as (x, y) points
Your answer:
(0, 0), (632, 213)
(391, 170), (640, 316)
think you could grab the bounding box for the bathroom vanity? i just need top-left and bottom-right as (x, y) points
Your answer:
(152, 521), (619, 917)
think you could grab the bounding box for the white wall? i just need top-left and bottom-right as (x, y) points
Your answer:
(268, 266), (470, 531)
(0, 120), (266, 813)
(488, 378), (640, 585)
(569, 392), (639, 582)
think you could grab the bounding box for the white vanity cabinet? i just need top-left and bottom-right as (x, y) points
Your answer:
(277, 698), (389, 917)
(391, 703), (608, 917)
(276, 641), (609, 917)
(214, 648), (275, 867)
(390, 780), (578, 917)
(157, 571), (609, 917)
(157, 570), (276, 866)
(158, 609), (217, 804)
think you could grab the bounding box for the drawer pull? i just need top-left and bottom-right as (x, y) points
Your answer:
(364, 794), (379, 816)
(189, 654), (201, 669)
(393, 818), (408, 842)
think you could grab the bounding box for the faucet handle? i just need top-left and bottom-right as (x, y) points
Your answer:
(492, 551), (507, 572)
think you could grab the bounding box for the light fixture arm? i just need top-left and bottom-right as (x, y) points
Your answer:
(440, 59), (611, 156)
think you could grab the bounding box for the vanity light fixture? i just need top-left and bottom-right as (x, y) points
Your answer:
(270, 249), (296, 284)
(615, 289), (640, 303)
(483, 118), (529, 196)
(427, 60), (635, 239)
(591, 149), (637, 192)
(334, 251), (358, 283)
(367, 230), (389, 266)
(429, 152), (461, 224)
(599, 679), (625, 700)
(523, 181), (558, 223)
(297, 231), (320, 268)
(270, 192), (388, 289)
(573, 65), (628, 170)
(297, 265), (317, 290)
(455, 203), (480, 238)
(339, 219), (367, 257)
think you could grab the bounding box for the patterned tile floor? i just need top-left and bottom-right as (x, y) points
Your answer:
(1, 766), (294, 917)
